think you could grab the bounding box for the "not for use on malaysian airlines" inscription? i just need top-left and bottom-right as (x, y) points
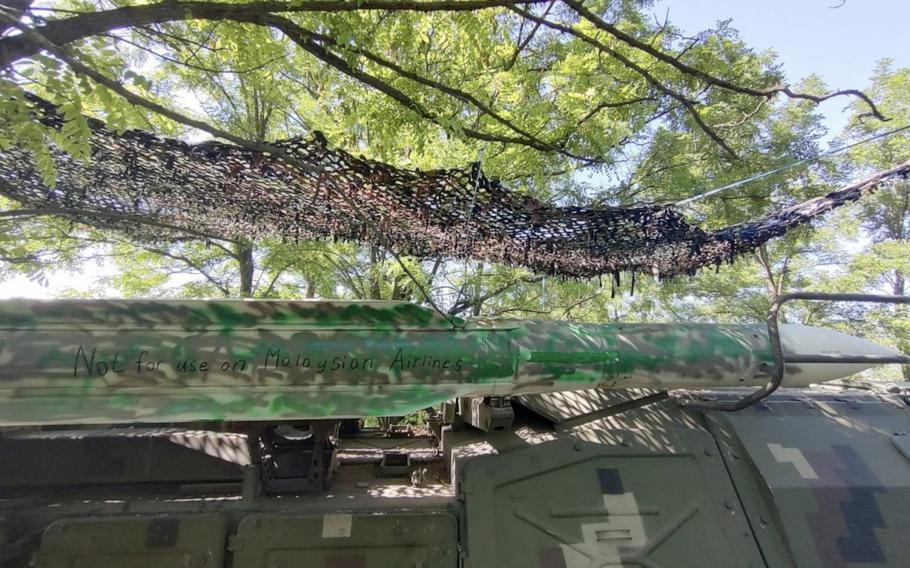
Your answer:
(71, 345), (465, 377)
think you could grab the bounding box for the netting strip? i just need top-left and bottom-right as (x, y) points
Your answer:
(1, 95), (908, 279)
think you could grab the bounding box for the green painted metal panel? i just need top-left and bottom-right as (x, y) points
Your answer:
(708, 394), (910, 568)
(232, 512), (458, 568)
(35, 515), (227, 568)
(0, 428), (245, 487)
(459, 430), (765, 568)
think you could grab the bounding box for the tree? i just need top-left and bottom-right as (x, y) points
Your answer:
(839, 61), (910, 295)
(0, 0), (895, 328)
(0, 1), (884, 175)
(829, 61), (910, 378)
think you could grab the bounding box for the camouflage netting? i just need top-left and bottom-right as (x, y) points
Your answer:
(1, 95), (909, 280)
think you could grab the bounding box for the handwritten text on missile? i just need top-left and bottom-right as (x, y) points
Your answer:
(72, 345), (465, 377)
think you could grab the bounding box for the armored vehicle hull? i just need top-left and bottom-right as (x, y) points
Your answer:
(1, 298), (909, 566)
(2, 386), (910, 567)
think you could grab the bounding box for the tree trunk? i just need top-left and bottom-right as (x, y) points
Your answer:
(755, 245), (787, 323)
(305, 277), (316, 299)
(234, 242), (255, 298)
(368, 244), (383, 299)
(471, 263), (485, 317)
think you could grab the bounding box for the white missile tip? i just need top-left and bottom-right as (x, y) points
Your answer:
(778, 324), (902, 385)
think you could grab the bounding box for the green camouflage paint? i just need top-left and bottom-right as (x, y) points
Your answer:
(0, 299), (774, 425)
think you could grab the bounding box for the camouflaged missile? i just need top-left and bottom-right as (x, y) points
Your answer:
(0, 299), (898, 426)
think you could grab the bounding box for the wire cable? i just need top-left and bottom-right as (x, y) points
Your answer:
(673, 123), (910, 208)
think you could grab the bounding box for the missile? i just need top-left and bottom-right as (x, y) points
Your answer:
(0, 299), (900, 426)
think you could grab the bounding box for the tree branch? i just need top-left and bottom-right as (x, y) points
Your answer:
(260, 263), (292, 296)
(0, 205), (241, 244)
(319, 252), (367, 298)
(503, 0), (555, 71)
(306, 23), (592, 160)
(264, 14), (558, 152)
(561, 0), (887, 121)
(0, 0), (549, 69)
(448, 274), (543, 315)
(508, 5), (739, 158)
(134, 243), (232, 295)
(575, 96), (655, 127)
(102, 32), (285, 75)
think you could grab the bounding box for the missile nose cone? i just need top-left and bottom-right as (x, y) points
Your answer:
(778, 324), (903, 384)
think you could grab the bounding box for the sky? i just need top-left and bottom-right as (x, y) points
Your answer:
(2, 0), (908, 299)
(653, 0), (910, 135)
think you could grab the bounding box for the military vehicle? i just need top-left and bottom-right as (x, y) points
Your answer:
(1, 292), (909, 567)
